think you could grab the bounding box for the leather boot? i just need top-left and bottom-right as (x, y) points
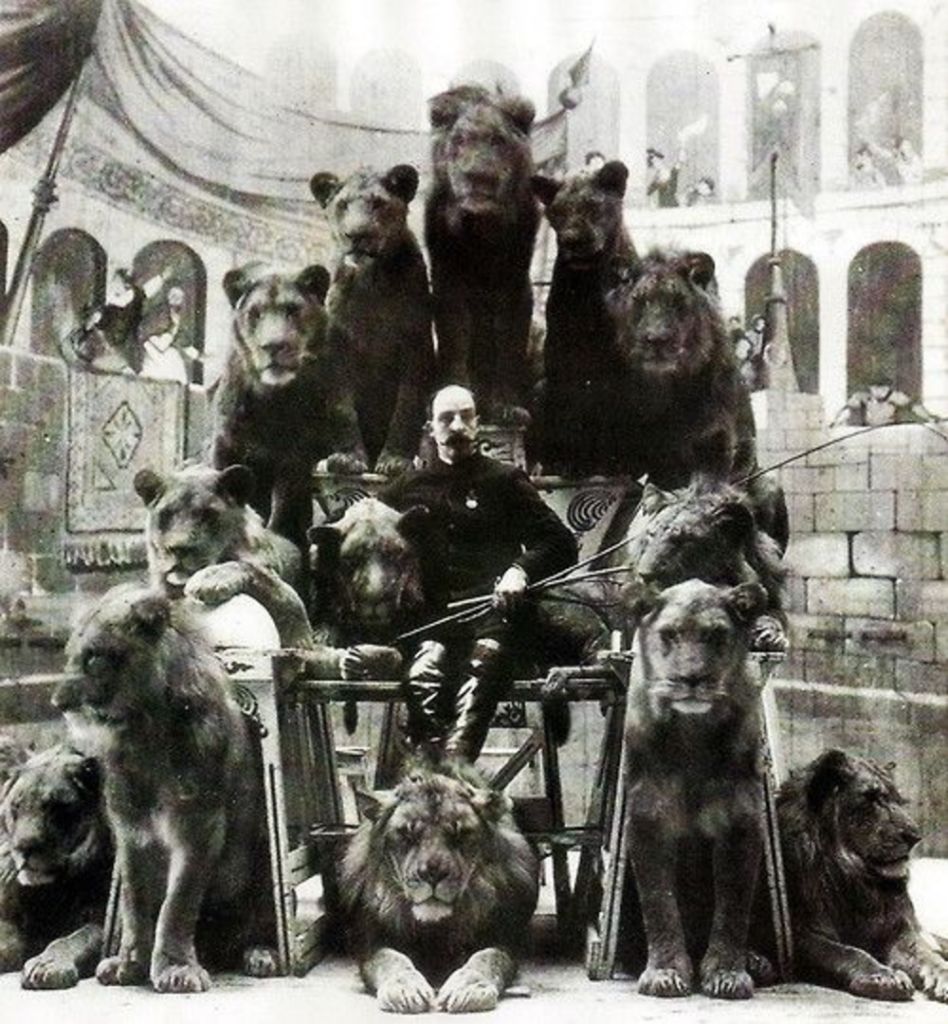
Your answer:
(402, 640), (449, 749)
(443, 638), (506, 763)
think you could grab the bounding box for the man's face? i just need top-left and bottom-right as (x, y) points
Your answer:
(429, 387), (478, 463)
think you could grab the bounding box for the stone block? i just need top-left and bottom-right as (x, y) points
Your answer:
(814, 491), (895, 532)
(844, 617), (936, 662)
(801, 649), (896, 689)
(896, 490), (923, 531)
(920, 491), (948, 531)
(786, 533), (850, 578)
(789, 612), (847, 652)
(807, 577), (894, 618)
(894, 659), (948, 695)
(896, 580), (948, 620)
(786, 492), (815, 533)
(834, 461), (870, 491)
(852, 532), (941, 579)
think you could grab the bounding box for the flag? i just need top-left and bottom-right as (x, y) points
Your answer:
(558, 40), (594, 110)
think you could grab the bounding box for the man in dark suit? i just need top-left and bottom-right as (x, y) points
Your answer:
(381, 385), (577, 761)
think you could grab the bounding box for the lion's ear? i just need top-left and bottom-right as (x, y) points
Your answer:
(223, 264), (261, 308)
(498, 95), (535, 135)
(429, 88), (468, 130)
(596, 160), (629, 197)
(133, 468), (165, 507)
(69, 753), (102, 798)
(355, 788), (395, 823)
(640, 481), (675, 516)
(131, 593), (171, 638)
(296, 265), (331, 306)
(805, 749), (855, 812)
(217, 464), (256, 506)
(531, 175), (561, 208)
(620, 576), (661, 623)
(727, 582), (768, 623)
(382, 164), (419, 204)
(397, 505), (432, 545)
(469, 786), (512, 822)
(715, 499), (755, 544)
(307, 524), (343, 574)
(684, 252), (716, 291)
(310, 171), (341, 207)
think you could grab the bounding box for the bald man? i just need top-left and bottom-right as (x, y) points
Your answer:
(380, 385), (577, 761)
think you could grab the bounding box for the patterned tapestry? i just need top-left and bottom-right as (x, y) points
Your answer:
(64, 369), (184, 568)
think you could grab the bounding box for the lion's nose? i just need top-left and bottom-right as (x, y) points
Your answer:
(901, 824), (922, 849)
(417, 858), (449, 886)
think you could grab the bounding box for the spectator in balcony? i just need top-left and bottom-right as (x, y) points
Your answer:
(684, 175), (716, 206)
(893, 137), (923, 186)
(851, 143), (887, 188)
(646, 147), (682, 208)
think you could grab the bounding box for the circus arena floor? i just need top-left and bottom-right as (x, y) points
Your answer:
(0, 859), (946, 1024)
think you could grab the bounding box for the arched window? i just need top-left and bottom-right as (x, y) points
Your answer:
(745, 249), (820, 394)
(645, 51), (720, 208)
(848, 12), (923, 188)
(452, 59), (520, 97)
(847, 242), (921, 398)
(133, 241), (207, 385)
(263, 34), (337, 112)
(547, 53), (620, 170)
(747, 30), (820, 206)
(352, 49), (423, 129)
(31, 229), (106, 360)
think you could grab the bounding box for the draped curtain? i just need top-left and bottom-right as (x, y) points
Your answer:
(0, 0), (101, 155)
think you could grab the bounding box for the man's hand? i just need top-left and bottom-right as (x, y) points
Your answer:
(493, 565), (529, 616)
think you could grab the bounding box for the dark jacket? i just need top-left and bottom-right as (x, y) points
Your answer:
(380, 452), (577, 607)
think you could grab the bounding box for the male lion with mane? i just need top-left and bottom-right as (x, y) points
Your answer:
(341, 759), (539, 1013)
(778, 749), (948, 1002)
(621, 578), (771, 999)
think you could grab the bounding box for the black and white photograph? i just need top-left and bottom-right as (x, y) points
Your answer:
(0, 1), (946, 1020)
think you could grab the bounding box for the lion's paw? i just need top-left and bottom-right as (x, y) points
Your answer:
(96, 954), (149, 986)
(850, 968), (915, 1001)
(377, 967), (435, 1014)
(919, 962), (948, 1002)
(701, 967), (755, 1000)
(184, 562), (249, 606)
(323, 451), (369, 475)
(21, 953), (79, 990)
(746, 950), (776, 988)
(243, 945), (279, 979)
(637, 965), (692, 998)
(375, 452), (413, 479)
(152, 962), (212, 994)
(437, 967), (500, 1013)
(750, 615), (788, 653)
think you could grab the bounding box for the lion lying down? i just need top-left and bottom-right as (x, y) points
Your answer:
(778, 749), (948, 1003)
(340, 759), (539, 1013)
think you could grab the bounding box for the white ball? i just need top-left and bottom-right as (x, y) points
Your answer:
(200, 594), (281, 649)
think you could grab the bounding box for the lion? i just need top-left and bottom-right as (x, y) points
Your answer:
(210, 262), (368, 549)
(604, 248), (758, 488)
(52, 584), (278, 993)
(620, 578), (771, 999)
(340, 758), (539, 1013)
(777, 749), (948, 1002)
(615, 475), (789, 652)
(133, 462), (312, 648)
(310, 164), (434, 476)
(0, 744), (113, 990)
(530, 159), (638, 475)
(426, 85), (540, 423)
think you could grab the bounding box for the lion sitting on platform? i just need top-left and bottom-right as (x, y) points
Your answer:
(340, 758), (539, 1013)
(0, 744), (113, 989)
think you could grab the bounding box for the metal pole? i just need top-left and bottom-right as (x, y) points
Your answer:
(763, 151), (799, 391)
(1, 61), (89, 348)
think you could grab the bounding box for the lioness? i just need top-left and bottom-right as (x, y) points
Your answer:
(778, 749), (948, 1002)
(0, 745), (113, 989)
(53, 584), (277, 993)
(341, 759), (539, 1013)
(622, 578), (769, 999)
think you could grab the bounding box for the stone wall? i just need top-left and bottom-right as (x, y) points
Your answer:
(756, 389), (948, 855)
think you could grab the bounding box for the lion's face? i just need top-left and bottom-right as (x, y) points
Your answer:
(311, 166), (418, 264)
(308, 499), (429, 639)
(624, 478), (757, 586)
(803, 750), (922, 884)
(609, 250), (720, 376)
(55, 585), (179, 749)
(430, 87), (535, 219)
(533, 161), (629, 269)
(1, 746), (106, 888)
(631, 579), (766, 717)
(344, 762), (538, 929)
(223, 264), (331, 388)
(134, 464), (258, 595)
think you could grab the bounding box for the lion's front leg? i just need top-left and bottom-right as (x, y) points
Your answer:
(361, 947), (436, 1013)
(97, 838), (158, 986)
(21, 922), (103, 990)
(626, 778), (692, 998)
(700, 786), (763, 1000)
(149, 821), (223, 993)
(0, 918), (26, 974)
(796, 930), (914, 1000)
(890, 927), (948, 1002)
(437, 947), (516, 1013)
